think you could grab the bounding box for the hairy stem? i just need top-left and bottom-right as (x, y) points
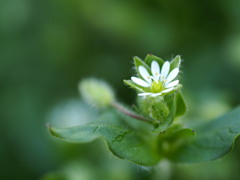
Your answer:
(111, 102), (152, 124)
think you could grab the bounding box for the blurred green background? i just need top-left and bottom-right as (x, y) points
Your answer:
(1, 0), (240, 179)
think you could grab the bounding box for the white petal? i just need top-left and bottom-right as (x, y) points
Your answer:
(165, 80), (179, 88)
(166, 68), (179, 83)
(150, 93), (162, 97)
(161, 87), (174, 93)
(138, 92), (152, 96)
(151, 61), (160, 77)
(138, 66), (151, 83)
(161, 61), (170, 79)
(131, 77), (150, 87)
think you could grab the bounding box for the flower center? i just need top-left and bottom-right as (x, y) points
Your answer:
(150, 81), (164, 93)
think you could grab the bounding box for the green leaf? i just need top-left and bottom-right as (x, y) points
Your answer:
(158, 126), (195, 158)
(49, 109), (161, 166)
(170, 106), (240, 163)
(170, 55), (181, 71)
(175, 92), (187, 117)
(144, 54), (164, 67)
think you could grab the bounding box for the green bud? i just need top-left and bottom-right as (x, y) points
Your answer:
(78, 78), (115, 108)
(137, 95), (171, 123)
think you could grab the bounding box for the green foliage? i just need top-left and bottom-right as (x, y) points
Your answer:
(158, 125), (196, 158)
(44, 50), (240, 170)
(48, 54), (192, 166)
(49, 109), (161, 166)
(170, 106), (240, 163)
(48, 75), (240, 167)
(2, 0), (240, 179)
(41, 160), (134, 180)
(48, 52), (240, 167)
(48, 92), (240, 166)
(175, 92), (187, 117)
(48, 105), (197, 166)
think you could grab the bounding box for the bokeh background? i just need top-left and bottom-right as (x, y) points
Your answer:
(1, 0), (240, 179)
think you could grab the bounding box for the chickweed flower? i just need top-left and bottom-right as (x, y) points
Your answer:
(131, 61), (179, 97)
(125, 55), (181, 97)
(123, 54), (184, 125)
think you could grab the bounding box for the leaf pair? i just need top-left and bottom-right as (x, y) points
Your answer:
(49, 108), (162, 166)
(48, 105), (240, 165)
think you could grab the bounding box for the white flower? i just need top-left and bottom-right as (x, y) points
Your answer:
(131, 61), (180, 97)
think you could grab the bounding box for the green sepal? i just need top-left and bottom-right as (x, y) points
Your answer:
(144, 54), (164, 67)
(170, 55), (181, 71)
(133, 56), (151, 78)
(123, 80), (145, 93)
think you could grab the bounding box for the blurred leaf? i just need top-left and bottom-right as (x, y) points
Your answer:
(41, 162), (95, 180)
(49, 100), (98, 128)
(41, 173), (65, 180)
(49, 109), (161, 166)
(158, 125), (195, 158)
(170, 106), (240, 163)
(175, 92), (187, 117)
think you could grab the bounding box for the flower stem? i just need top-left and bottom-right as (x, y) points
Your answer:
(111, 102), (153, 124)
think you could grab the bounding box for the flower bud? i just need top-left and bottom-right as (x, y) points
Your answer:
(78, 78), (115, 108)
(137, 95), (171, 123)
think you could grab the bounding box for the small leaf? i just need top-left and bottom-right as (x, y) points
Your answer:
(158, 126), (195, 157)
(170, 106), (240, 163)
(158, 125), (195, 143)
(144, 54), (164, 67)
(49, 109), (161, 166)
(170, 55), (181, 71)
